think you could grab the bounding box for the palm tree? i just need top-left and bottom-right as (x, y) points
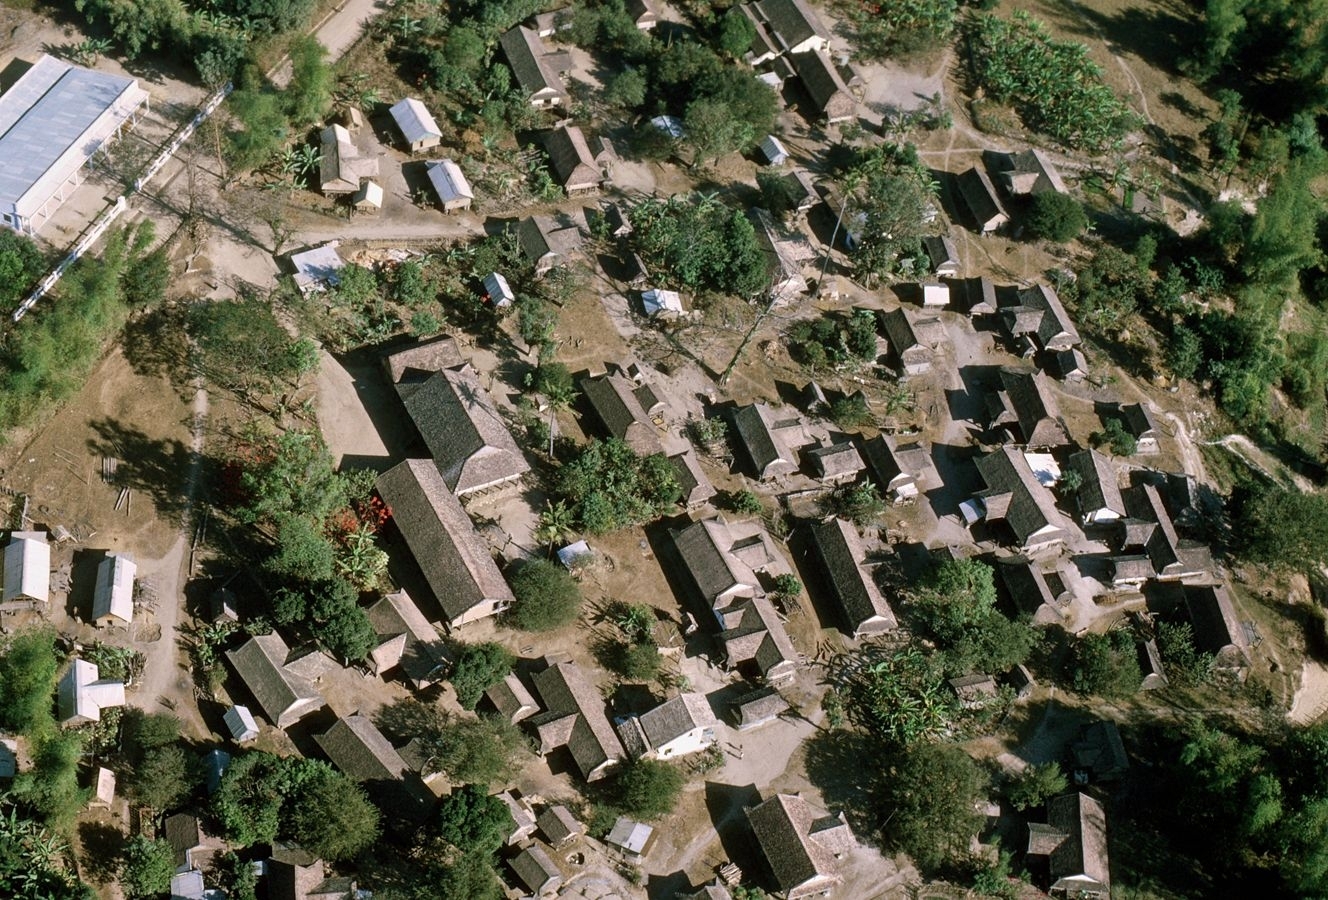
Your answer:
(534, 500), (576, 551)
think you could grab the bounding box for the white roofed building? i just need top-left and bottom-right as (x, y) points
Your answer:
(426, 158), (473, 213)
(92, 553), (135, 627)
(290, 243), (347, 293)
(642, 288), (683, 316)
(58, 658), (125, 726)
(389, 98), (443, 151)
(0, 55), (149, 235)
(3, 531), (49, 604)
(223, 705), (260, 743)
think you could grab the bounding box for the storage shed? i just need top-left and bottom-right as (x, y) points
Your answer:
(426, 158), (473, 213)
(389, 98), (443, 152)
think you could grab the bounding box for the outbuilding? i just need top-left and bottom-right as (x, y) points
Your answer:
(426, 158), (473, 213)
(389, 97), (443, 152)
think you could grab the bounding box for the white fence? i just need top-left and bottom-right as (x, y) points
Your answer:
(12, 82), (233, 323)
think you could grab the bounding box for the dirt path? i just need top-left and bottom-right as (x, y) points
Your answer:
(129, 384), (209, 734)
(1290, 660), (1328, 725)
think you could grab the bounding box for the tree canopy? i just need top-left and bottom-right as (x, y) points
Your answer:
(1230, 483), (1328, 570)
(436, 785), (514, 854)
(628, 194), (770, 297)
(880, 742), (987, 873)
(507, 559), (583, 632)
(906, 558), (1035, 677)
(554, 438), (681, 533)
(450, 642), (515, 710)
(375, 700), (528, 786)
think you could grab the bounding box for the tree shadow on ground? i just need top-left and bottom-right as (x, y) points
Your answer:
(801, 728), (887, 844)
(78, 820), (127, 884)
(85, 417), (201, 523)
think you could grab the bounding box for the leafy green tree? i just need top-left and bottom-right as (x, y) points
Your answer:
(285, 36), (334, 127)
(234, 429), (346, 525)
(1230, 484), (1328, 570)
(508, 559), (583, 632)
(685, 97), (758, 165)
(907, 558), (1034, 676)
(718, 7), (756, 57)
(0, 231), (46, 315)
(450, 643), (515, 710)
(613, 759), (684, 820)
(720, 489), (763, 515)
(834, 647), (956, 747)
(0, 627), (60, 735)
(1155, 620), (1214, 685)
(435, 851), (504, 900)
(310, 590), (375, 662)
(128, 745), (197, 812)
(605, 68), (648, 108)
(840, 144), (938, 282)
(828, 482), (886, 526)
(1006, 762), (1068, 811)
(628, 194), (770, 296)
(227, 88), (289, 173)
(757, 170), (802, 223)
(189, 296), (316, 396)
(221, 0), (317, 33)
(772, 574), (802, 598)
(267, 517), (336, 582)
(376, 700), (527, 786)
(284, 764), (380, 861)
(214, 852), (258, 900)
(881, 742), (986, 872)
(1070, 631), (1141, 698)
(556, 438), (681, 533)
(11, 731), (87, 831)
(1024, 192), (1089, 242)
(436, 785), (514, 854)
(1168, 325), (1203, 380)
(848, 0), (955, 59)
(119, 836), (175, 900)
(1092, 418), (1137, 456)
(605, 639), (662, 681)
(211, 752), (292, 846)
(1242, 157), (1325, 286)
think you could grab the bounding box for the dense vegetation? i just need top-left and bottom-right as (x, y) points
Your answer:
(627, 194), (770, 297)
(553, 437), (680, 533)
(966, 11), (1136, 150)
(506, 559), (584, 632)
(835, 143), (939, 281)
(0, 225), (167, 435)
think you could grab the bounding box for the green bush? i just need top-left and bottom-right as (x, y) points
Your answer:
(508, 559), (583, 632)
(1024, 192), (1089, 242)
(1070, 631), (1141, 698)
(612, 759), (684, 820)
(436, 784), (514, 854)
(450, 642), (515, 710)
(119, 837), (175, 900)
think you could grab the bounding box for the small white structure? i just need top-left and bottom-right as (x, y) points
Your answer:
(90, 766), (116, 807)
(557, 540), (592, 569)
(92, 553), (135, 627)
(606, 817), (656, 861)
(617, 693), (719, 760)
(389, 97), (443, 152)
(290, 242), (347, 294)
(759, 135), (789, 165)
(170, 870), (206, 900)
(426, 158), (474, 213)
(223, 705), (260, 743)
(641, 288), (683, 317)
(351, 179), (383, 212)
(3, 530), (50, 604)
(483, 271), (515, 307)
(58, 659), (125, 726)
(921, 282), (951, 309)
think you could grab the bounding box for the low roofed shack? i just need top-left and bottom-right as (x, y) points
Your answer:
(499, 26), (569, 107)
(510, 844), (562, 895)
(923, 235), (960, 277)
(91, 553), (135, 627)
(880, 307), (937, 376)
(861, 434), (940, 500)
(1066, 449), (1125, 524)
(375, 459), (515, 628)
(401, 368), (531, 495)
(365, 590), (447, 688)
(807, 518), (897, 637)
(0, 54), (149, 235)
(958, 166), (1009, 234)
(579, 372), (664, 456)
(58, 658), (125, 726)
(732, 686), (789, 729)
(388, 97), (442, 151)
(1120, 402), (1160, 453)
(537, 804), (584, 847)
(731, 402), (811, 480)
(290, 243), (346, 294)
(319, 124), (379, 195)
(485, 672), (540, 724)
(790, 51), (856, 123)
(546, 124), (605, 193)
(747, 793), (853, 899)
(225, 633), (325, 728)
(223, 705), (259, 742)
(529, 659), (625, 782)
(3, 530), (50, 603)
(1000, 148), (1068, 196)
(974, 447), (1071, 552)
(425, 158), (473, 213)
(383, 335), (467, 388)
(1027, 792), (1110, 897)
(315, 714), (411, 783)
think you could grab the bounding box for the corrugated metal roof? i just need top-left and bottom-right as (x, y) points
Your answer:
(0, 55), (147, 221)
(426, 158), (473, 203)
(389, 97), (441, 144)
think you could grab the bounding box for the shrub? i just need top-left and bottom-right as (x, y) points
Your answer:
(613, 759), (684, 820)
(450, 643), (515, 710)
(436, 784), (514, 854)
(1092, 417), (1137, 456)
(119, 837), (175, 900)
(508, 559), (583, 632)
(1024, 192), (1088, 242)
